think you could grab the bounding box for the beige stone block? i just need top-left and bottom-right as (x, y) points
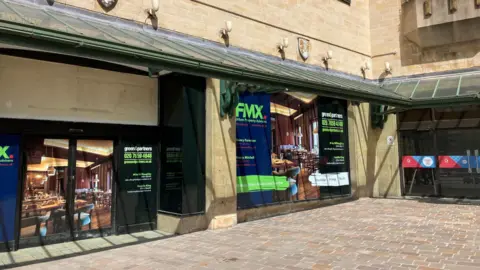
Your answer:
(208, 214), (237, 230)
(157, 214), (181, 234)
(157, 214), (208, 234)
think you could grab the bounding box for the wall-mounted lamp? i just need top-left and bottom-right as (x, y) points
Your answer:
(322, 50), (333, 63)
(384, 62), (392, 74)
(361, 61), (370, 79)
(146, 0), (160, 19)
(361, 61), (370, 72)
(277, 37), (289, 53)
(220, 21), (232, 38)
(448, 0), (457, 13)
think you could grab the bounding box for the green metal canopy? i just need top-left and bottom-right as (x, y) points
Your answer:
(0, 0), (410, 107)
(381, 71), (480, 109)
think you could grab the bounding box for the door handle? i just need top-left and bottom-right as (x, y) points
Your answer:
(475, 149), (479, 174)
(467, 150), (472, 173)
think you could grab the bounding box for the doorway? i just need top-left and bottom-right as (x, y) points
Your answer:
(436, 129), (480, 198)
(19, 137), (114, 242)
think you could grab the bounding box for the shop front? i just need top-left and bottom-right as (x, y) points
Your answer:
(384, 72), (480, 198)
(231, 82), (352, 209)
(0, 53), (161, 249)
(0, 51), (208, 250)
(400, 107), (480, 198)
(0, 0), (430, 251)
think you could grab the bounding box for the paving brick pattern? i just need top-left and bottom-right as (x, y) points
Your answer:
(11, 198), (480, 269)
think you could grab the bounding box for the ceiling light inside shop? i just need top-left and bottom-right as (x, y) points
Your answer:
(44, 139), (113, 156)
(285, 92), (317, 103)
(27, 157), (94, 172)
(271, 102), (297, 117)
(293, 113), (303, 120)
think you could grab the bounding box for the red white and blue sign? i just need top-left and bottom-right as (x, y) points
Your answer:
(402, 156), (436, 168)
(438, 156), (477, 169)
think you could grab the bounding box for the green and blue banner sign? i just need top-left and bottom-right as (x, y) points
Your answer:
(0, 135), (20, 242)
(236, 92), (288, 208)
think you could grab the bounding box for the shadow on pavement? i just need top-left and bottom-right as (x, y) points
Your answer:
(0, 231), (176, 269)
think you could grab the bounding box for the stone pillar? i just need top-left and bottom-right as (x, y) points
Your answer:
(347, 103), (359, 198)
(349, 103), (372, 197)
(204, 78), (237, 229)
(373, 113), (401, 198)
(348, 103), (401, 198)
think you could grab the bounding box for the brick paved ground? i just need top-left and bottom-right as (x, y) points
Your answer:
(9, 198), (480, 269)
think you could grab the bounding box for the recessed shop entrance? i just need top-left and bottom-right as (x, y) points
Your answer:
(0, 51), (206, 250)
(436, 129), (480, 197)
(0, 118), (161, 249)
(400, 107), (480, 198)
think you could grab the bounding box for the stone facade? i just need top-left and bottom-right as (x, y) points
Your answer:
(348, 103), (401, 198)
(370, 0), (479, 77)
(58, 0), (478, 78)
(57, 0), (373, 78)
(51, 0), (477, 222)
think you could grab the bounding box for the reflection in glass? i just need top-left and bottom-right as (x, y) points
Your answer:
(269, 93), (351, 204)
(20, 138), (114, 239)
(20, 138), (70, 238)
(75, 140), (113, 232)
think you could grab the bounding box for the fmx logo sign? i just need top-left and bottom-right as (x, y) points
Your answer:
(0, 146), (14, 165)
(236, 103), (267, 122)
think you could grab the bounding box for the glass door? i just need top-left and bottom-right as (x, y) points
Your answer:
(20, 137), (76, 241)
(437, 129), (480, 198)
(74, 140), (114, 233)
(20, 138), (115, 242)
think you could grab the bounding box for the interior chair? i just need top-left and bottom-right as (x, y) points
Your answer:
(75, 203), (95, 230)
(51, 208), (66, 233)
(20, 211), (51, 237)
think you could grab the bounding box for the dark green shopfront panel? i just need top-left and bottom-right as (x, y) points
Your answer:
(159, 74), (206, 215)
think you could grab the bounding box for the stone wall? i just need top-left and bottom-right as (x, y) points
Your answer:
(0, 55), (157, 125)
(60, 0), (479, 79)
(58, 0), (372, 78)
(369, 0), (480, 78)
(204, 78), (237, 229)
(348, 103), (401, 198)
